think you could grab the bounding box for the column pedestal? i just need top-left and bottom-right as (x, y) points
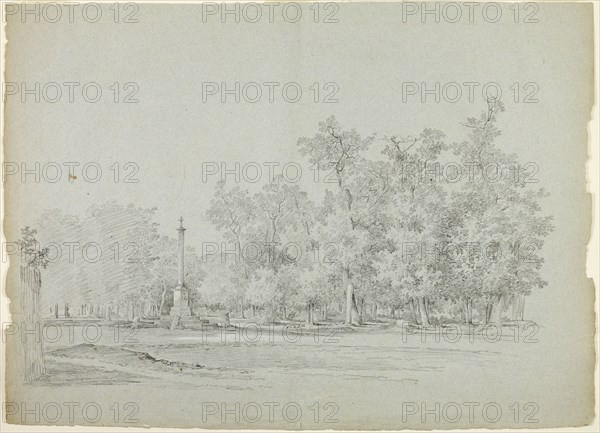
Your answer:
(170, 285), (192, 317)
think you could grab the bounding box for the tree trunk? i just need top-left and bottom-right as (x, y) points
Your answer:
(358, 297), (365, 323)
(306, 302), (314, 325)
(159, 285), (167, 316)
(345, 282), (354, 324)
(352, 293), (361, 324)
(344, 267), (361, 325)
(323, 303), (328, 320)
(517, 295), (526, 321)
(409, 298), (420, 324)
(464, 298), (473, 324)
(488, 294), (506, 324)
(418, 296), (430, 326)
(54, 303), (59, 319)
(20, 266), (45, 383)
(482, 303), (491, 325)
(511, 294), (526, 321)
(468, 298), (473, 324)
(223, 311), (231, 327)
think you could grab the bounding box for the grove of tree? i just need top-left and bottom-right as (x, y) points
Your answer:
(23, 102), (552, 327)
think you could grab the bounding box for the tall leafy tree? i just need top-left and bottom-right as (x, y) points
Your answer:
(298, 116), (390, 324)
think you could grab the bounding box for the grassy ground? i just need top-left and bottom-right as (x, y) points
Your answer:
(5, 317), (592, 429)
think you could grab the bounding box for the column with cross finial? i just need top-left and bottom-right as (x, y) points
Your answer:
(170, 216), (191, 317)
